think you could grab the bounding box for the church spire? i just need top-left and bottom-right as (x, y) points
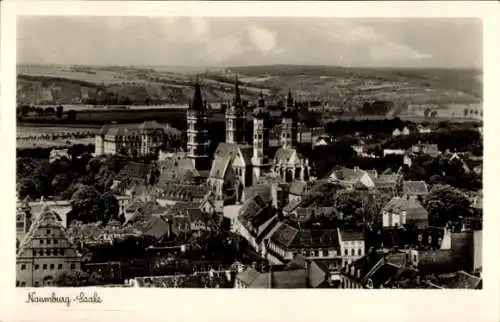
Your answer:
(233, 75), (241, 106)
(190, 76), (205, 111)
(286, 88), (294, 107)
(258, 86), (265, 108)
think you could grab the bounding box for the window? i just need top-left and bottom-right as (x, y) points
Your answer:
(43, 264), (47, 270)
(34, 264), (39, 270)
(47, 229), (51, 235)
(54, 239), (58, 244)
(322, 249), (329, 257)
(358, 248), (362, 256)
(21, 282), (26, 287)
(60, 249), (65, 256)
(70, 263), (76, 270)
(344, 249), (348, 256)
(21, 264), (26, 270)
(16, 281), (20, 287)
(33, 250), (37, 256)
(50, 264), (55, 270)
(47, 239), (51, 245)
(58, 264), (63, 270)
(351, 249), (355, 256)
(40, 239), (44, 245)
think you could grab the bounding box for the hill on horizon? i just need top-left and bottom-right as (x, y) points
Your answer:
(17, 64), (482, 108)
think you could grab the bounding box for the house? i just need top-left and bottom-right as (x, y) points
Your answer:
(266, 223), (342, 271)
(155, 183), (207, 205)
(233, 195), (278, 256)
(341, 249), (418, 289)
(338, 229), (365, 267)
(156, 153), (201, 184)
(16, 206), (82, 287)
(408, 229), (475, 275)
(373, 173), (400, 193)
(314, 136), (331, 147)
(326, 167), (375, 190)
(383, 149), (406, 156)
(437, 271), (482, 289)
(411, 143), (440, 158)
(417, 124), (432, 134)
(392, 126), (411, 137)
(402, 180), (428, 198)
(49, 149), (71, 163)
(382, 196), (429, 229)
(235, 257), (331, 289)
(288, 180), (311, 203)
(123, 200), (168, 226)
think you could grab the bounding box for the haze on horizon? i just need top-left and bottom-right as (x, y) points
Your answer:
(17, 17), (482, 69)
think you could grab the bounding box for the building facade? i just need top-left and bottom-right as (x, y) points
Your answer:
(16, 206), (82, 287)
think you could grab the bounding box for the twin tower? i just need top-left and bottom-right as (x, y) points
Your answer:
(186, 76), (299, 170)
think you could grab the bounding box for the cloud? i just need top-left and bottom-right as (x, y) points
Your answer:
(324, 21), (432, 64)
(246, 25), (278, 54)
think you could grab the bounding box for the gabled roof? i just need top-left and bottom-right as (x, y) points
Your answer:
(138, 120), (162, 130)
(209, 155), (232, 180)
(383, 197), (428, 219)
(402, 181), (428, 195)
(441, 271), (482, 289)
(157, 154), (200, 184)
(270, 223), (339, 249)
(274, 148), (296, 164)
(115, 162), (151, 181)
(17, 206), (79, 258)
(243, 184), (273, 204)
(339, 230), (364, 242)
(289, 180), (309, 196)
(237, 195), (274, 234)
(214, 142), (253, 164)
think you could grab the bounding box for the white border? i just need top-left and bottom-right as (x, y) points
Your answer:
(1, 2), (500, 322)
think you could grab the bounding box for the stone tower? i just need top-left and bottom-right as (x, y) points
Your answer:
(280, 89), (298, 149)
(251, 89), (271, 182)
(225, 76), (247, 144)
(186, 78), (210, 170)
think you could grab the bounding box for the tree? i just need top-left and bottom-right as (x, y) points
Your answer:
(56, 105), (64, 119)
(17, 178), (41, 199)
(424, 108), (431, 118)
(424, 184), (471, 227)
(333, 190), (363, 220)
(463, 108), (469, 118)
(54, 270), (89, 287)
(430, 110), (438, 119)
(51, 173), (75, 195)
(71, 185), (102, 223)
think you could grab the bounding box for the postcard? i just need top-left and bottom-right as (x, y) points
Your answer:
(1, 1), (499, 322)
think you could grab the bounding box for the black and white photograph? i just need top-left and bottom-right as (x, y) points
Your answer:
(13, 15), (484, 290)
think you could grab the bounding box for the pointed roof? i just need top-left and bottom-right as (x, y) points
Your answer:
(254, 87), (269, 118)
(233, 75), (242, 106)
(287, 88), (294, 107)
(190, 77), (205, 111)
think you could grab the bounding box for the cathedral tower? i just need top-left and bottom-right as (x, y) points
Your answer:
(280, 89), (298, 149)
(186, 78), (210, 170)
(225, 76), (247, 144)
(251, 89), (270, 182)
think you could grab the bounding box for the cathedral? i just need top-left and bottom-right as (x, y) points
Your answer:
(186, 77), (311, 203)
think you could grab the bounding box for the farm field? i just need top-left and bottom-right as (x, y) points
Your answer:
(17, 64), (482, 121)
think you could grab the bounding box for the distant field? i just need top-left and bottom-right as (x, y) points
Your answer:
(17, 64), (482, 121)
(17, 138), (95, 149)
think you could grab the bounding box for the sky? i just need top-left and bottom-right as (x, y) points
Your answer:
(17, 17), (482, 69)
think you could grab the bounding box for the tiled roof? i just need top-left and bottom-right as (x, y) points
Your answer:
(383, 197), (428, 222)
(402, 181), (428, 195)
(243, 184), (273, 203)
(100, 122), (181, 137)
(214, 142), (253, 165)
(270, 222), (299, 247)
(209, 155), (232, 180)
(157, 154), (200, 184)
(115, 162), (151, 181)
(274, 148), (296, 164)
(17, 206), (79, 258)
(236, 267), (261, 285)
(157, 184), (207, 201)
(271, 269), (308, 288)
(289, 180), (309, 196)
(440, 271), (482, 289)
(346, 251), (384, 281)
(134, 271), (234, 288)
(339, 231), (364, 242)
(290, 228), (339, 248)
(238, 195), (274, 234)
